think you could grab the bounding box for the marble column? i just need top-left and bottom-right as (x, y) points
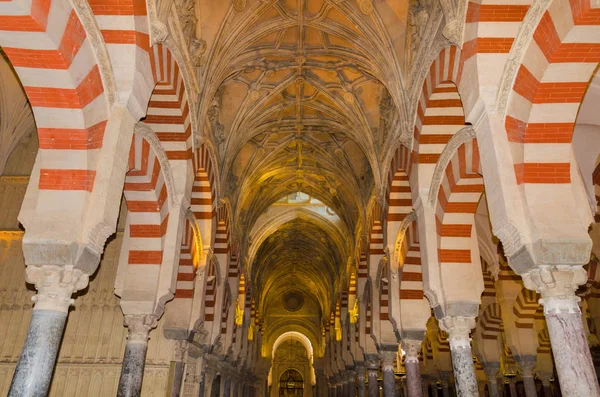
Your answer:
(440, 374), (450, 397)
(523, 266), (600, 397)
(478, 381), (486, 397)
(403, 340), (423, 397)
(420, 376), (429, 397)
(342, 378), (350, 397)
(223, 378), (232, 397)
(348, 371), (357, 397)
(542, 380), (553, 397)
(483, 362), (500, 397)
(170, 340), (187, 397)
(356, 366), (367, 397)
(367, 357), (380, 397)
(439, 317), (478, 397)
(117, 314), (158, 397)
(233, 380), (239, 397)
(538, 373), (553, 397)
(517, 357), (537, 397)
(9, 265), (89, 397)
(381, 350), (397, 397)
(507, 378), (517, 397)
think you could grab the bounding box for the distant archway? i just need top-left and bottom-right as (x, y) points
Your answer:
(278, 369), (304, 397)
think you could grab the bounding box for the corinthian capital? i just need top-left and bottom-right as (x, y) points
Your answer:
(402, 339), (422, 363)
(125, 314), (159, 343)
(439, 316), (476, 349)
(26, 265), (89, 313)
(522, 265), (587, 313)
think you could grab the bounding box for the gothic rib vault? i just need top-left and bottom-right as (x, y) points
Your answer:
(1, 0), (600, 396)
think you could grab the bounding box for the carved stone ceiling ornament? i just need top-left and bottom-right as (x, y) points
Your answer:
(198, 0), (410, 341)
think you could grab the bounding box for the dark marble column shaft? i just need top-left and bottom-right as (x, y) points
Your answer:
(367, 369), (379, 397)
(9, 265), (89, 397)
(381, 351), (397, 397)
(117, 314), (157, 397)
(8, 310), (68, 397)
(356, 367), (366, 397)
(223, 378), (231, 397)
(483, 363), (500, 397)
(403, 339), (423, 397)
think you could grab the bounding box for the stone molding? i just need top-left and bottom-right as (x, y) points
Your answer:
(26, 265), (89, 313)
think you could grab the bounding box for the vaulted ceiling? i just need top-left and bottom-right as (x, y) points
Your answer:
(197, 0), (411, 344)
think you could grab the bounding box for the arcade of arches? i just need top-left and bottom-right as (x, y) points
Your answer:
(2, 0), (600, 396)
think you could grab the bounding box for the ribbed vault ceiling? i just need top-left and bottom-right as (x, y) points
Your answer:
(201, 0), (408, 342)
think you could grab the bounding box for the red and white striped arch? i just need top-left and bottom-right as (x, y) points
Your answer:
(192, 143), (217, 247)
(505, 0), (600, 186)
(462, 0), (531, 108)
(513, 287), (539, 329)
(0, 0), (108, 193)
(537, 328), (551, 354)
(397, 221), (424, 301)
(385, 145), (412, 224)
(146, 44), (193, 161)
(122, 134), (169, 268)
(203, 258), (218, 323)
(435, 139), (485, 281)
(412, 46), (464, 189)
(174, 218), (198, 299)
(89, 0), (153, 116)
(479, 303), (503, 340)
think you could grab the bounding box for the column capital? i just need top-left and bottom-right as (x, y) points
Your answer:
(355, 365), (366, 380)
(402, 339), (422, 364)
(439, 316), (476, 348)
(536, 371), (552, 386)
(365, 354), (380, 370)
(379, 350), (396, 372)
(124, 314), (158, 343)
(522, 265), (587, 314)
(482, 361), (500, 379)
(26, 265), (89, 313)
(515, 356), (536, 378)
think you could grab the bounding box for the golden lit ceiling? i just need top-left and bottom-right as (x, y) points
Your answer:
(198, 0), (410, 345)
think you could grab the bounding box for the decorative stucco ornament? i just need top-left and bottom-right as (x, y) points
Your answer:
(358, 0), (373, 14)
(234, 0), (246, 12)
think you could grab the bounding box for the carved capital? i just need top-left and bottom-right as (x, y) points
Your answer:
(26, 265), (89, 313)
(517, 358), (536, 378)
(482, 362), (500, 380)
(125, 314), (158, 344)
(380, 350), (396, 372)
(439, 316), (476, 349)
(402, 339), (422, 363)
(355, 365), (366, 381)
(522, 265), (587, 314)
(365, 354), (380, 370)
